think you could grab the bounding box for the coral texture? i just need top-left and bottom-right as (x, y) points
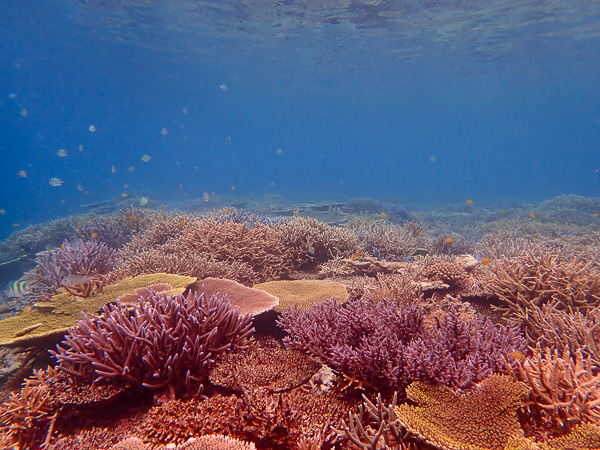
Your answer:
(279, 298), (526, 393)
(254, 279), (348, 312)
(394, 374), (529, 450)
(52, 289), (254, 398)
(183, 278), (279, 315)
(31, 239), (118, 301)
(514, 345), (600, 432)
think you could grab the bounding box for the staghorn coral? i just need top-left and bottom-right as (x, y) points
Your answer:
(30, 239), (118, 302)
(106, 435), (257, 450)
(364, 271), (422, 305)
(75, 215), (134, 249)
(394, 374), (530, 450)
(52, 289), (254, 399)
(0, 368), (55, 449)
(275, 217), (361, 269)
(181, 217), (291, 281)
(513, 345), (600, 433)
(488, 250), (600, 318)
(183, 278), (279, 315)
(421, 260), (469, 290)
(347, 219), (430, 261)
(336, 392), (417, 449)
(254, 279), (349, 312)
(0, 273), (195, 348)
(279, 298), (526, 394)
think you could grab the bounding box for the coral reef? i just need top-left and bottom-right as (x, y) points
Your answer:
(183, 278), (279, 315)
(394, 374), (530, 450)
(52, 289), (254, 398)
(30, 239), (118, 302)
(107, 435), (257, 450)
(513, 345), (600, 433)
(0, 273), (195, 348)
(279, 298), (526, 394)
(254, 279), (348, 312)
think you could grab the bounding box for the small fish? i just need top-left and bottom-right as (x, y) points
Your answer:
(227, 136), (231, 143)
(414, 214), (420, 219)
(194, 166), (199, 171)
(593, 213), (599, 217)
(49, 177), (63, 186)
(231, 185), (235, 190)
(128, 215), (139, 222)
(0, 209), (5, 215)
(11, 223), (20, 227)
(175, 160), (180, 166)
(57, 148), (68, 157)
(121, 193), (129, 198)
(269, 181), (275, 187)
(307, 243), (315, 255)
(221, 207), (231, 214)
(77, 184), (84, 191)
(139, 197), (149, 206)
(379, 212), (388, 218)
(79, 144), (84, 151)
(177, 184), (183, 189)
(481, 257), (492, 265)
(111, 166), (117, 174)
(128, 166), (135, 172)
(429, 156), (436, 163)
(90, 232), (98, 239)
(202, 191), (210, 202)
(16, 170), (27, 178)
(466, 199), (474, 205)
(177, 219), (185, 230)
(529, 212), (536, 220)
(445, 237), (454, 244)
(60, 199), (65, 204)
(20, 108), (28, 116)
(123, 184), (129, 189)
(140, 154), (152, 162)
(182, 108), (188, 115)
(220, 84), (229, 91)
(276, 148), (283, 155)
(161, 128), (168, 135)
(62, 274), (94, 287)
(352, 252), (365, 260)
(8, 93), (17, 99)
(88, 125), (97, 132)
(510, 350), (528, 360)
(245, 220), (255, 229)
(5, 280), (29, 298)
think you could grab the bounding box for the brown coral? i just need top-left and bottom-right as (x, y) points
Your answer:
(394, 374), (530, 450)
(513, 345), (600, 433)
(421, 260), (469, 289)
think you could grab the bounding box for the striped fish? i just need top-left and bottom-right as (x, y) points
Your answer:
(49, 177), (64, 187)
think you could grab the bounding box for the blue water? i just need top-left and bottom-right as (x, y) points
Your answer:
(1, 0), (599, 237)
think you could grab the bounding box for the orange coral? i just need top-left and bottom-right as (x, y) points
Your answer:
(394, 374), (529, 450)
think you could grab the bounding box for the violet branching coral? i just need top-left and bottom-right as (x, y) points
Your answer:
(52, 289), (254, 399)
(30, 239), (118, 301)
(278, 298), (526, 394)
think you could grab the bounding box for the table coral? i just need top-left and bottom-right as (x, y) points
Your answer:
(394, 374), (530, 450)
(254, 279), (348, 312)
(0, 273), (195, 348)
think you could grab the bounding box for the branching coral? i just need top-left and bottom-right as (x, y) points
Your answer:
(275, 217), (361, 269)
(394, 374), (530, 450)
(30, 239), (118, 301)
(52, 289), (254, 399)
(513, 345), (600, 433)
(278, 298), (525, 394)
(489, 250), (600, 318)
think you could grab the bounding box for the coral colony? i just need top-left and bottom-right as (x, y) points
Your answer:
(1, 195), (600, 449)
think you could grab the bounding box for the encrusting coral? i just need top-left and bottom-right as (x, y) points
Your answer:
(52, 288), (254, 399)
(394, 374), (530, 450)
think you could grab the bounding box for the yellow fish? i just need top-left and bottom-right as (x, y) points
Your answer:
(481, 257), (492, 265)
(379, 212), (388, 218)
(445, 237), (454, 244)
(466, 199), (474, 205)
(529, 212), (536, 220)
(0, 209), (5, 215)
(510, 350), (528, 360)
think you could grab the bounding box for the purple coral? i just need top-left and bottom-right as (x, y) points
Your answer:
(31, 239), (117, 301)
(52, 289), (254, 398)
(278, 298), (525, 393)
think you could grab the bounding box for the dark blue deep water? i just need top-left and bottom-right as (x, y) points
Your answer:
(1, 0), (599, 237)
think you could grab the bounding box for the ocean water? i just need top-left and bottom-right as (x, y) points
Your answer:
(0, 0), (599, 237)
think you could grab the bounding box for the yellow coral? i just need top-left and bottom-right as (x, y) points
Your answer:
(0, 273), (196, 348)
(394, 374), (529, 450)
(253, 279), (348, 312)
